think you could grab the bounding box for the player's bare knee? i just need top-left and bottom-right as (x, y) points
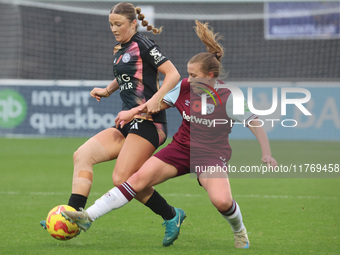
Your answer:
(73, 146), (96, 167)
(72, 146), (94, 189)
(73, 150), (79, 163)
(128, 172), (148, 192)
(112, 172), (125, 186)
(112, 177), (122, 187)
(213, 197), (233, 212)
(112, 171), (145, 191)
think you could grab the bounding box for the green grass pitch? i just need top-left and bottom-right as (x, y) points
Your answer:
(0, 138), (339, 255)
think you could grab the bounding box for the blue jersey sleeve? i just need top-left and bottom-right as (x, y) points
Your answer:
(163, 81), (182, 107)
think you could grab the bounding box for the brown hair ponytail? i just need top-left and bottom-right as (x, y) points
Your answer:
(110, 3), (163, 35)
(135, 6), (163, 34)
(194, 20), (224, 61)
(189, 20), (224, 78)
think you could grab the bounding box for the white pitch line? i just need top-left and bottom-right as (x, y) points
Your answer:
(1, 191), (336, 200)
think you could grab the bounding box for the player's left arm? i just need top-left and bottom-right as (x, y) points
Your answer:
(247, 122), (278, 168)
(146, 60), (180, 114)
(226, 95), (277, 167)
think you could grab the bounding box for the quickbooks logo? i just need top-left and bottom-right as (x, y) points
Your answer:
(0, 89), (27, 128)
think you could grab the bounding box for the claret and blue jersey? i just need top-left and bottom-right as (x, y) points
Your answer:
(163, 78), (257, 161)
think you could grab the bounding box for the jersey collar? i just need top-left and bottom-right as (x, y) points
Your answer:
(121, 32), (139, 47)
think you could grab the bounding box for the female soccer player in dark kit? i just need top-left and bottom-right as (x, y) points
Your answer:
(41, 2), (184, 246)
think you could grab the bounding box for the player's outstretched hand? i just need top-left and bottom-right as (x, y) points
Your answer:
(90, 87), (110, 102)
(262, 155), (278, 168)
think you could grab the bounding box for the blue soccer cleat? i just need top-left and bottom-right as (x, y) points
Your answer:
(40, 220), (47, 229)
(162, 208), (186, 247)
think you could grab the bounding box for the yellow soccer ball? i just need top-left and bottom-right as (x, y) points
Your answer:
(46, 205), (80, 240)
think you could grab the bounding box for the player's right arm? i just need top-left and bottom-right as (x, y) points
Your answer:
(90, 79), (119, 102)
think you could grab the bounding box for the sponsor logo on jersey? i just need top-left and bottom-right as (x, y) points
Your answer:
(149, 47), (165, 65)
(182, 111), (215, 128)
(116, 74), (133, 91)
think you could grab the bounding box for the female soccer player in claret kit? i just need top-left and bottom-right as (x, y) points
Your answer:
(62, 20), (277, 249)
(41, 2), (185, 246)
